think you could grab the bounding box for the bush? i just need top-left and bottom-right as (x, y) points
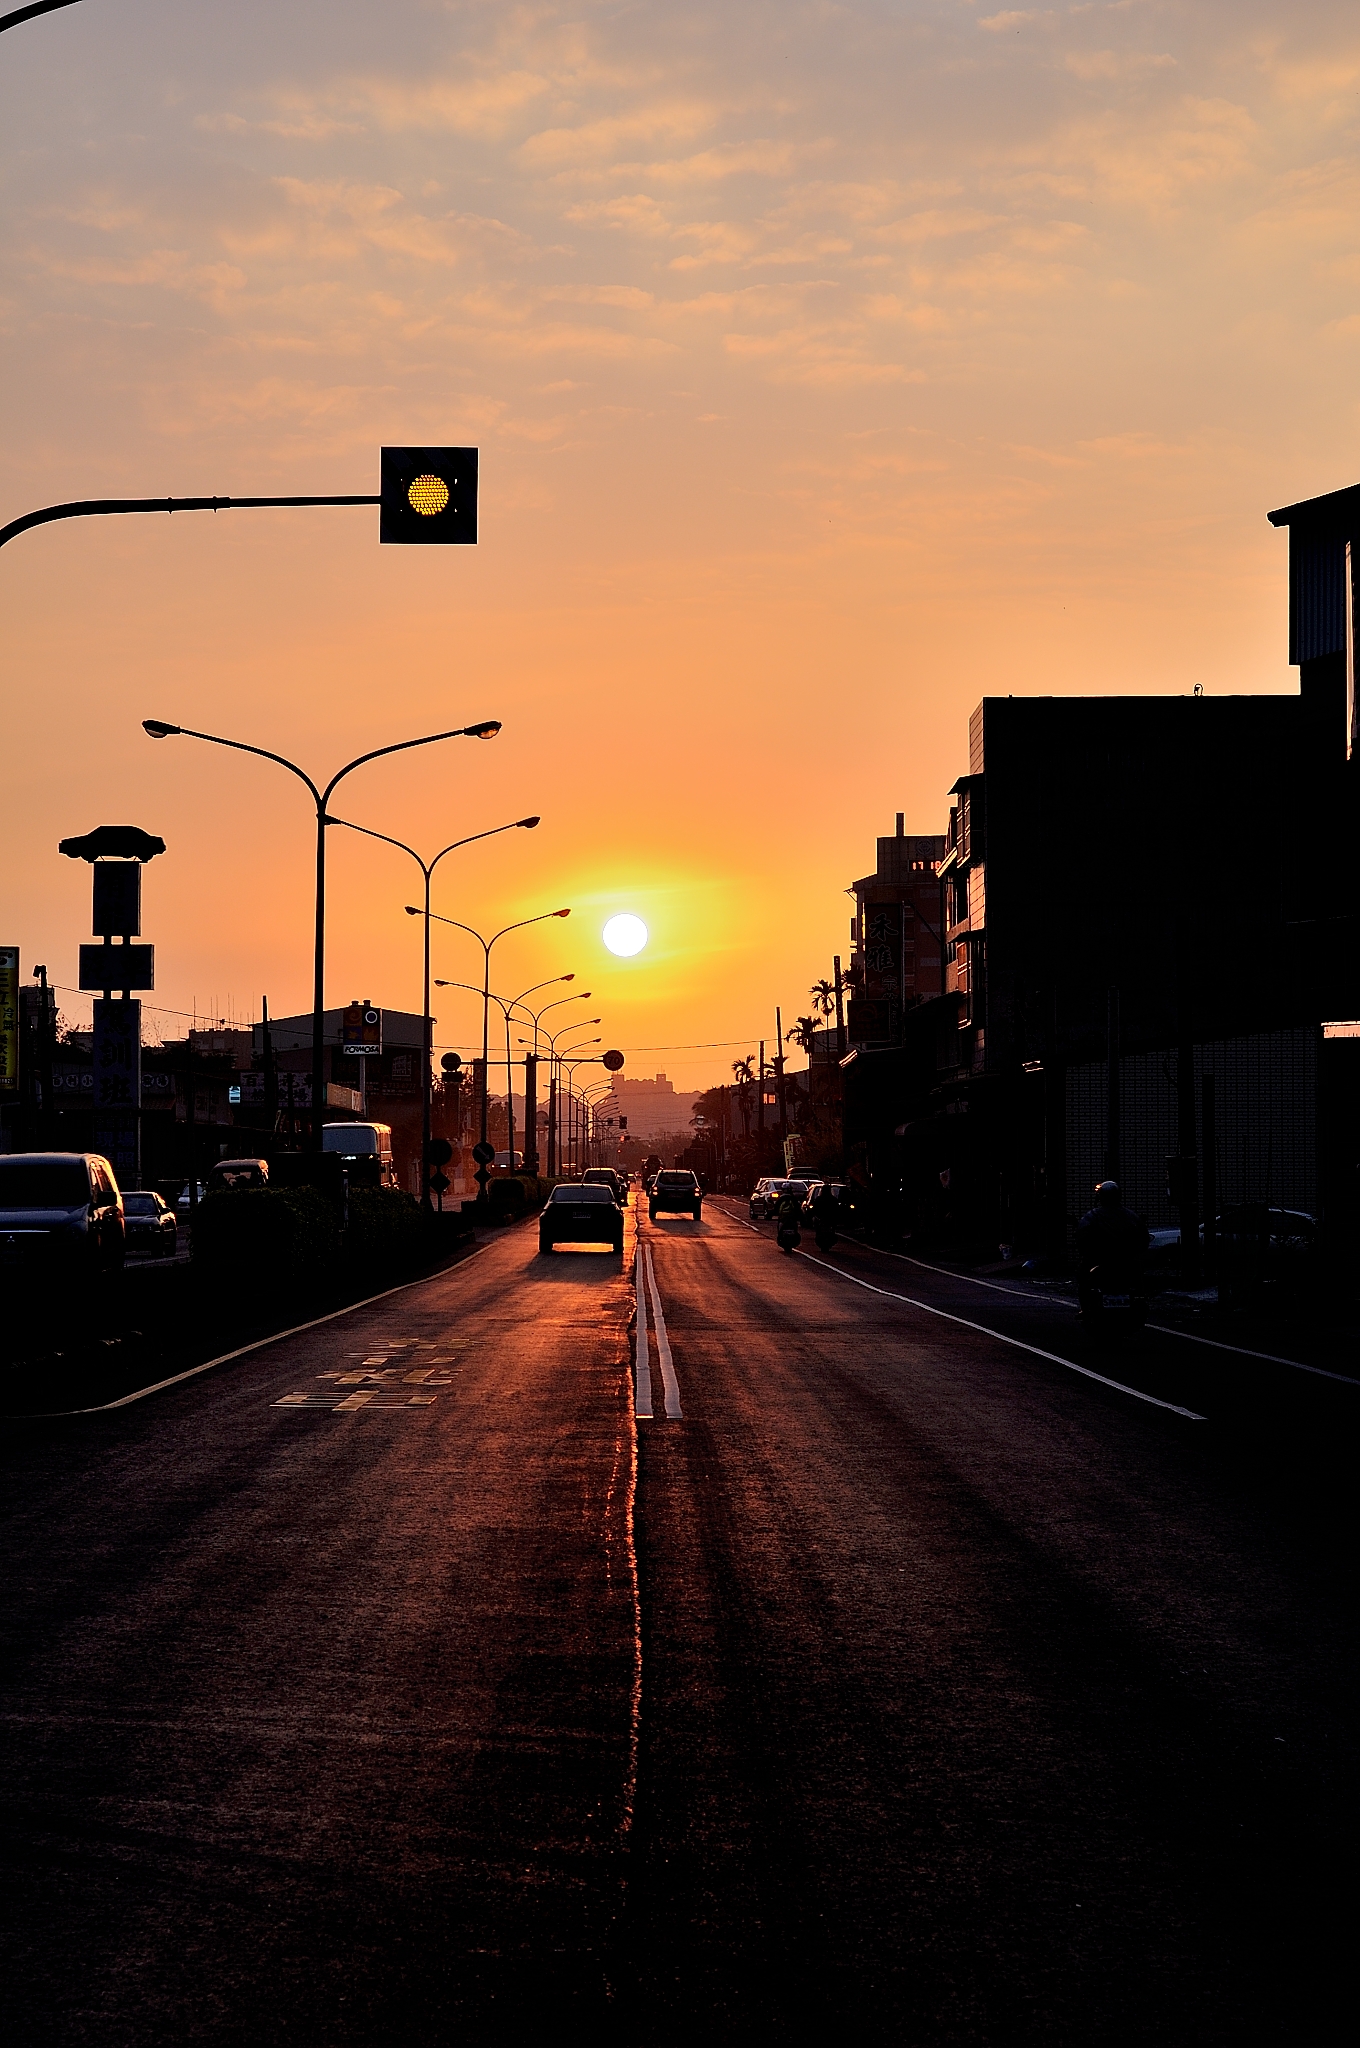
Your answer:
(487, 1174), (550, 1222)
(346, 1186), (425, 1270)
(192, 1185), (340, 1294)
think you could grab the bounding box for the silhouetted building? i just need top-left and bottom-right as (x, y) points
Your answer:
(847, 816), (946, 1046)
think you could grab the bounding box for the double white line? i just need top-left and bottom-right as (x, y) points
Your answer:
(634, 1242), (681, 1420)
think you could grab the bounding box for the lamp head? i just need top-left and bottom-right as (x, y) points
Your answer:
(466, 720), (501, 740)
(517, 815), (540, 829)
(554, 907), (571, 917)
(562, 973), (575, 982)
(404, 905), (421, 917)
(142, 719), (181, 739)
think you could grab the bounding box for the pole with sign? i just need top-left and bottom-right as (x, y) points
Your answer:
(0, 946), (18, 1099)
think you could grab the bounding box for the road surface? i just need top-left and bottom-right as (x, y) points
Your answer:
(0, 1196), (1353, 2041)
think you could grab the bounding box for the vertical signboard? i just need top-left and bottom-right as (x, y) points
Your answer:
(93, 997), (141, 1184)
(0, 947), (17, 1093)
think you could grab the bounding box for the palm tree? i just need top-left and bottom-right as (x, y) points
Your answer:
(732, 1055), (754, 1138)
(809, 977), (837, 1022)
(785, 1014), (821, 1058)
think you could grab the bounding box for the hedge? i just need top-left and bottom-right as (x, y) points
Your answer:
(191, 1185), (340, 1292)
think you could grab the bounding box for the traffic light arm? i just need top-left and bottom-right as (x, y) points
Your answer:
(0, 492), (381, 554)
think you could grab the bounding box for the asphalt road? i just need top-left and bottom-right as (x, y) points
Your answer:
(0, 1197), (1354, 2042)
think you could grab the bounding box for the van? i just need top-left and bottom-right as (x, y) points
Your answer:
(321, 1121), (397, 1188)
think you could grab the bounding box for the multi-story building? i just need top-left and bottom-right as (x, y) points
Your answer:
(597, 1072), (701, 1145)
(847, 816), (946, 1047)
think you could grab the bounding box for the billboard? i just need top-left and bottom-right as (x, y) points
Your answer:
(342, 1004), (382, 1058)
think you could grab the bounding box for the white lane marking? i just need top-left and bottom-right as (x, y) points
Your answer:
(840, 1236), (1359, 1386)
(792, 1250), (1206, 1421)
(1141, 1324), (1360, 1387)
(634, 1244), (654, 1420)
(36, 1245), (491, 1416)
(643, 1243), (682, 1419)
(843, 1237), (1079, 1308)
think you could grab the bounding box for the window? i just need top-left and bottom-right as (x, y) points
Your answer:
(0, 1160), (89, 1208)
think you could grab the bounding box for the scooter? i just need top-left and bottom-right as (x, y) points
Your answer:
(814, 1216), (837, 1253)
(777, 1217), (801, 1255)
(1078, 1262), (1148, 1332)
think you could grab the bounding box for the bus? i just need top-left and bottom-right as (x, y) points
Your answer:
(321, 1121), (397, 1189)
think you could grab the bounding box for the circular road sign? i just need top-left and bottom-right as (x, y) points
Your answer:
(472, 1140), (496, 1166)
(441, 1051), (462, 1072)
(425, 1138), (453, 1167)
(602, 1049), (625, 1072)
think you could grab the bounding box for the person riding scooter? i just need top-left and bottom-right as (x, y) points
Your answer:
(1075, 1180), (1149, 1320)
(810, 1180), (839, 1253)
(776, 1182), (803, 1254)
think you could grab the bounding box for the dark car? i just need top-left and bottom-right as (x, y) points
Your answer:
(650, 1169), (702, 1221)
(206, 1156), (269, 1193)
(122, 1189), (178, 1258)
(583, 1166), (628, 1206)
(539, 1182), (624, 1255)
(0, 1151), (124, 1276)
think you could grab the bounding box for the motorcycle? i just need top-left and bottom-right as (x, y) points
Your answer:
(1078, 1262), (1148, 1332)
(777, 1216), (801, 1255)
(814, 1216), (837, 1253)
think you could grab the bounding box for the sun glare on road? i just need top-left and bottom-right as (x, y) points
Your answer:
(603, 913), (648, 957)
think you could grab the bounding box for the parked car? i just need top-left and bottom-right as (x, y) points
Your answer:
(0, 1151), (124, 1276)
(583, 1166), (628, 1206)
(206, 1156), (269, 1194)
(175, 1181), (208, 1215)
(539, 1182), (624, 1255)
(122, 1189), (178, 1258)
(650, 1169), (702, 1221)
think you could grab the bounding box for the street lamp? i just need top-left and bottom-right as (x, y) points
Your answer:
(327, 813), (538, 1202)
(433, 974), (569, 1173)
(560, 1049), (602, 1174)
(420, 904), (570, 1197)
(143, 717), (500, 1147)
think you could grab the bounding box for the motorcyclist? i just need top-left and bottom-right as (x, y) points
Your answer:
(810, 1180), (839, 1251)
(775, 1181), (803, 1254)
(1075, 1180), (1149, 1313)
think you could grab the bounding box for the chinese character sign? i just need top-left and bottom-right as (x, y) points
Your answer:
(0, 947), (17, 1091)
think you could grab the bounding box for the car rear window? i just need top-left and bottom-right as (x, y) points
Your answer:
(658, 1173), (695, 1186)
(551, 1185), (614, 1203)
(123, 1193), (159, 1214)
(0, 1159), (89, 1208)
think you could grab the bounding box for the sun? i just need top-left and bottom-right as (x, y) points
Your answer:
(602, 913), (648, 957)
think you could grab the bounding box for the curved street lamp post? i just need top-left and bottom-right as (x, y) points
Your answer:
(434, 975), (572, 1176)
(421, 905), (570, 1198)
(328, 814), (538, 1202)
(143, 718), (500, 1149)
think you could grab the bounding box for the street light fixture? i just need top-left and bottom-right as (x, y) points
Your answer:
(143, 717), (501, 1148)
(0, 2), (83, 37)
(325, 812), (538, 1203)
(420, 904), (571, 1198)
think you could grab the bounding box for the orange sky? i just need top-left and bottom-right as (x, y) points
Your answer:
(3, 1), (1358, 1088)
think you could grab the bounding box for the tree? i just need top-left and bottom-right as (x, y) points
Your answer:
(732, 1056), (754, 1138)
(809, 977), (837, 1022)
(785, 1014), (821, 1058)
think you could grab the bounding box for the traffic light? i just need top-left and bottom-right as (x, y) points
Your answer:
(380, 446), (477, 545)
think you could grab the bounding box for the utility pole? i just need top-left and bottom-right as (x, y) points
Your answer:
(757, 1039), (765, 1146)
(833, 954), (846, 1060)
(775, 1006), (788, 1142)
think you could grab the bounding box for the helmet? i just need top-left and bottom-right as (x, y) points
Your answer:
(1094, 1179), (1121, 1207)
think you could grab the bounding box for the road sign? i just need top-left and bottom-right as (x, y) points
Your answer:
(380, 446), (477, 545)
(471, 1140), (496, 1165)
(80, 942), (153, 991)
(425, 1138), (453, 1167)
(602, 1048), (625, 1071)
(441, 1051), (462, 1072)
(0, 947), (17, 1091)
(429, 1171), (451, 1195)
(342, 1004), (382, 1057)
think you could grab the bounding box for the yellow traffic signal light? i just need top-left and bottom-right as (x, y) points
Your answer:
(380, 447), (477, 545)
